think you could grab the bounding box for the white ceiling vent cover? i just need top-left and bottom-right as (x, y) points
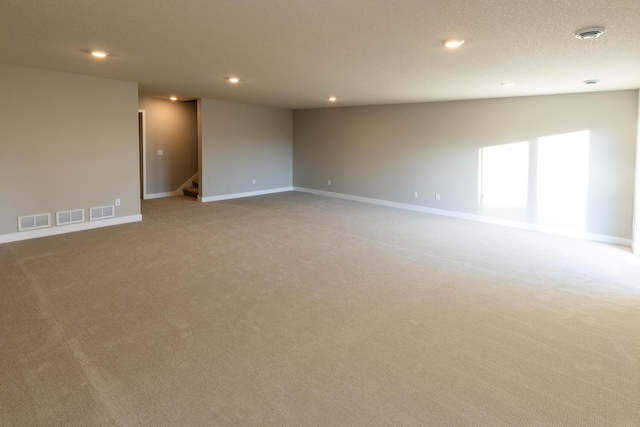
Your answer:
(57, 209), (85, 226)
(90, 205), (115, 221)
(18, 213), (51, 231)
(574, 27), (605, 40)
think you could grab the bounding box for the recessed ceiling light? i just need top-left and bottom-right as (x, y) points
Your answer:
(90, 51), (108, 58)
(501, 82), (516, 88)
(583, 79), (600, 85)
(443, 39), (464, 48)
(574, 27), (605, 40)
(328, 97), (337, 102)
(227, 77), (240, 84)
(170, 96), (177, 101)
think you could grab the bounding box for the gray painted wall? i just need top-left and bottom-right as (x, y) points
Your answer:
(138, 97), (198, 195)
(200, 98), (292, 198)
(294, 91), (638, 239)
(0, 64), (140, 236)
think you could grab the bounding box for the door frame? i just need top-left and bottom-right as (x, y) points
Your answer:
(139, 109), (147, 199)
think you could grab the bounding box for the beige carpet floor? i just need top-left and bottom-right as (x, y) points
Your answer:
(2, 192), (640, 426)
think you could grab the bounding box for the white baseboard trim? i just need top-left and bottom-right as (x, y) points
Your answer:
(200, 187), (294, 203)
(145, 191), (177, 200)
(0, 214), (142, 244)
(293, 187), (632, 247)
(145, 173), (199, 200)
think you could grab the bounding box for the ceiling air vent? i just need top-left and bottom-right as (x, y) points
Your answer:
(574, 27), (605, 40)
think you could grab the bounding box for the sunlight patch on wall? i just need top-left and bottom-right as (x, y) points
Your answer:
(479, 141), (530, 215)
(537, 130), (590, 230)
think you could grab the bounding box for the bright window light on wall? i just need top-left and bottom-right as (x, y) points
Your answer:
(537, 130), (590, 230)
(479, 141), (530, 211)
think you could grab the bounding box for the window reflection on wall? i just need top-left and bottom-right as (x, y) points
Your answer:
(537, 131), (589, 230)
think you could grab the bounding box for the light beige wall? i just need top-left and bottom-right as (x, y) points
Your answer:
(200, 98), (292, 198)
(138, 97), (198, 195)
(0, 64), (140, 236)
(294, 91), (638, 239)
(634, 90), (640, 252)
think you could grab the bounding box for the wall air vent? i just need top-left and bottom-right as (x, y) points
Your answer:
(89, 205), (115, 221)
(56, 209), (85, 226)
(18, 213), (51, 231)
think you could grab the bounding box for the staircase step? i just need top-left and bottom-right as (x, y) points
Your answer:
(192, 178), (199, 188)
(183, 187), (198, 198)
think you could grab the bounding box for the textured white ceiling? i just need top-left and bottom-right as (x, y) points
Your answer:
(1, 0), (639, 109)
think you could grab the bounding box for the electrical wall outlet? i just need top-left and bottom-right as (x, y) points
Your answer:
(413, 192), (418, 198)
(157, 150), (163, 156)
(435, 193), (441, 201)
(252, 178), (256, 184)
(115, 198), (121, 207)
(328, 180), (332, 186)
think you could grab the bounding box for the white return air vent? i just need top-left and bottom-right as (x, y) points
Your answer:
(56, 209), (85, 226)
(18, 213), (51, 231)
(90, 205), (115, 221)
